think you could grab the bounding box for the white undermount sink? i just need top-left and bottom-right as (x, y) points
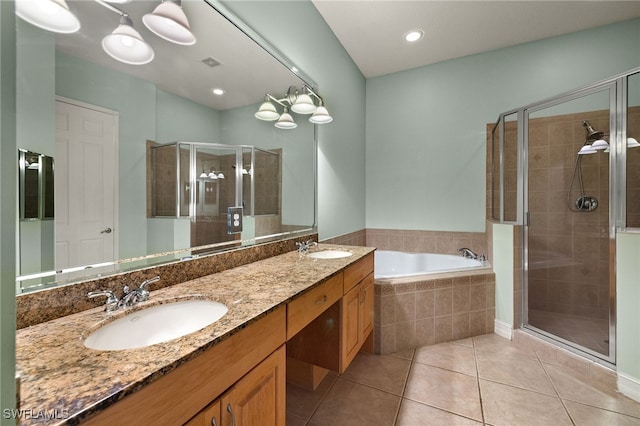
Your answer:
(307, 250), (353, 259)
(83, 299), (228, 351)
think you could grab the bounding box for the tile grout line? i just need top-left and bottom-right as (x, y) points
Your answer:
(472, 338), (487, 425)
(301, 374), (340, 426)
(391, 353), (416, 426)
(537, 352), (577, 426)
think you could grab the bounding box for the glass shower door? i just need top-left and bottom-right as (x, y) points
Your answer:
(524, 85), (615, 362)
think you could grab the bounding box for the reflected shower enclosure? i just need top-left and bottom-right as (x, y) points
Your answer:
(490, 68), (640, 364)
(148, 141), (282, 251)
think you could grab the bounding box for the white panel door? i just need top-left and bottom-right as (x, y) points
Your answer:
(55, 99), (117, 270)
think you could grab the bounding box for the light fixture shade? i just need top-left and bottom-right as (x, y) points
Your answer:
(217, 173), (224, 179)
(15, 0), (80, 34)
(208, 171), (218, 179)
(102, 17), (155, 65)
(291, 93), (317, 114)
(255, 101), (280, 121)
(578, 145), (597, 155)
(628, 137), (640, 148)
(143, 0), (196, 46)
(309, 105), (333, 124)
(199, 170), (207, 178)
(275, 111), (297, 129)
(591, 139), (609, 150)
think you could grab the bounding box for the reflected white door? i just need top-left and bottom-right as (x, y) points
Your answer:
(55, 98), (118, 270)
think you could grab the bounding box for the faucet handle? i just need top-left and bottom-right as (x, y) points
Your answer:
(138, 276), (160, 301)
(88, 290), (118, 312)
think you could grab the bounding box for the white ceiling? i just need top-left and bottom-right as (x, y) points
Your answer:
(312, 0), (640, 78)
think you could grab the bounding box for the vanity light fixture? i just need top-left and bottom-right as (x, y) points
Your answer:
(142, 0), (196, 46)
(255, 85), (332, 128)
(15, 0), (81, 34)
(102, 14), (155, 65)
(404, 29), (424, 43)
(275, 107), (297, 129)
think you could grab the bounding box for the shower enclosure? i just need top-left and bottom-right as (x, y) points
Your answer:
(149, 141), (281, 252)
(491, 67), (640, 364)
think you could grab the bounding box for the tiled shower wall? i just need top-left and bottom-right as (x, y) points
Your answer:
(487, 107), (640, 322)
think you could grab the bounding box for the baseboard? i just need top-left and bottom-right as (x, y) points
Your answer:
(618, 372), (640, 403)
(494, 319), (513, 340)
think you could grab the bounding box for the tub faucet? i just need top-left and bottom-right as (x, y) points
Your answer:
(458, 247), (478, 259)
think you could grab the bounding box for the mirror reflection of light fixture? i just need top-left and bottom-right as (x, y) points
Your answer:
(256, 85), (332, 129)
(255, 97), (280, 121)
(577, 120), (639, 155)
(143, 0), (196, 46)
(275, 107), (297, 129)
(102, 14), (155, 65)
(15, 0), (81, 34)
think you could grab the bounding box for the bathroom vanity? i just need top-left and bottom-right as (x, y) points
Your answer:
(15, 244), (374, 425)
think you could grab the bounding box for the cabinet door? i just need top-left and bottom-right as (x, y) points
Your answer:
(341, 285), (361, 372)
(359, 273), (374, 340)
(221, 346), (286, 426)
(185, 400), (221, 426)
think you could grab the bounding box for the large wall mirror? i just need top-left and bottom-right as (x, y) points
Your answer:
(16, 0), (317, 293)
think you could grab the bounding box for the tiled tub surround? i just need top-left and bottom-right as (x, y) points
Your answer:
(15, 244), (374, 425)
(16, 233), (317, 329)
(366, 228), (488, 259)
(374, 270), (496, 354)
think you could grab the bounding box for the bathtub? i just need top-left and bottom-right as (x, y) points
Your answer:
(374, 250), (486, 279)
(373, 250), (495, 354)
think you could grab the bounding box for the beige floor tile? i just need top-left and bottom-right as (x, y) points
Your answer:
(286, 371), (338, 421)
(480, 379), (572, 426)
(564, 400), (640, 425)
(308, 378), (400, 426)
(452, 337), (474, 347)
(544, 362), (640, 419)
(413, 342), (477, 376)
(286, 412), (308, 426)
(341, 352), (411, 396)
(389, 349), (415, 361)
(473, 333), (539, 360)
(476, 349), (555, 395)
(404, 363), (483, 421)
(396, 399), (482, 426)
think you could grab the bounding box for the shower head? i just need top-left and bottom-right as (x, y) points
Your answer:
(582, 120), (604, 142)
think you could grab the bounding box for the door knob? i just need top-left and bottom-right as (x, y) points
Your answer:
(101, 228), (112, 234)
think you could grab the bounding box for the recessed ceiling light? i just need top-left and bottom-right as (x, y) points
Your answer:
(212, 88), (224, 95)
(404, 30), (424, 43)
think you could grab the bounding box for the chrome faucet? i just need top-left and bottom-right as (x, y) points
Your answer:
(296, 239), (316, 254)
(87, 290), (119, 313)
(88, 276), (160, 312)
(458, 247), (478, 259)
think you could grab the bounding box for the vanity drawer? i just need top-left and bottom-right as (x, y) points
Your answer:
(343, 252), (374, 294)
(287, 273), (343, 339)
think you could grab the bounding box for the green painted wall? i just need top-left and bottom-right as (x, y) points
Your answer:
(0, 2), (16, 424)
(491, 223), (514, 328)
(616, 232), (640, 388)
(223, 0), (367, 240)
(366, 18), (640, 232)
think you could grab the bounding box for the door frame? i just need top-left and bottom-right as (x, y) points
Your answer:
(55, 95), (120, 266)
(520, 81), (618, 366)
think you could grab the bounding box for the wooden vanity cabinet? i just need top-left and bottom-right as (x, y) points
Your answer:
(185, 346), (285, 426)
(287, 252), (375, 374)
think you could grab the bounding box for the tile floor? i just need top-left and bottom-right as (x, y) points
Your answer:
(286, 331), (640, 425)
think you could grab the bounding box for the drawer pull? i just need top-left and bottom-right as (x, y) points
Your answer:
(315, 295), (328, 305)
(211, 416), (217, 426)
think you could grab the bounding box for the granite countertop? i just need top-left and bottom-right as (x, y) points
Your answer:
(15, 244), (375, 425)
